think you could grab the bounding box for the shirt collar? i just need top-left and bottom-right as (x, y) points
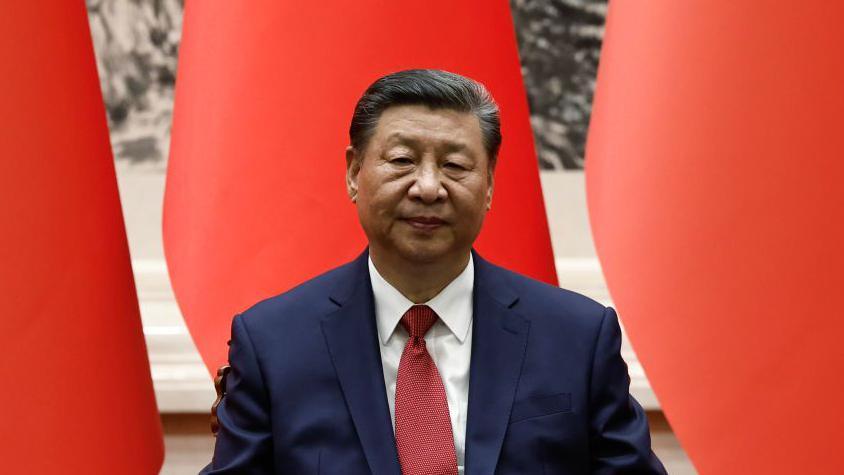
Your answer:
(368, 253), (474, 345)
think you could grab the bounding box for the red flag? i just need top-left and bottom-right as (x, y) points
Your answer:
(0, 3), (163, 473)
(587, 2), (844, 473)
(165, 0), (555, 373)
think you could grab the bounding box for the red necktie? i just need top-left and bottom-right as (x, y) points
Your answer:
(395, 305), (459, 475)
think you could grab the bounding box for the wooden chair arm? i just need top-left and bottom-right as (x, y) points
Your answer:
(210, 364), (231, 436)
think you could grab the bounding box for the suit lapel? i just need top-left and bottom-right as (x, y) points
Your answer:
(321, 250), (401, 475)
(465, 250), (530, 475)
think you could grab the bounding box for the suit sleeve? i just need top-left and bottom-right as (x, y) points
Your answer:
(200, 314), (274, 474)
(588, 307), (667, 474)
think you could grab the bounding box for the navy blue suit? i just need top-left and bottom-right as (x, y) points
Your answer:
(202, 249), (666, 474)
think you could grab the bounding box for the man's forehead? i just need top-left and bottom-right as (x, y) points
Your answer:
(374, 105), (482, 147)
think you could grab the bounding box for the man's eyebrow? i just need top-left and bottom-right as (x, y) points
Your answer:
(439, 142), (471, 154)
(383, 132), (421, 146)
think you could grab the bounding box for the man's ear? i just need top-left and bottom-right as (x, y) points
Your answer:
(345, 146), (361, 202)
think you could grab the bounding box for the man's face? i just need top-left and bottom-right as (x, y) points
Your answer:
(346, 104), (494, 265)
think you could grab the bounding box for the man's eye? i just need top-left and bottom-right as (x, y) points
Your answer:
(391, 157), (413, 165)
(445, 162), (466, 170)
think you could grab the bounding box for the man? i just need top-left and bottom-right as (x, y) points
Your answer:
(202, 69), (666, 474)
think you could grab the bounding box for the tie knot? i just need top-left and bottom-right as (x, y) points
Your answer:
(400, 305), (438, 338)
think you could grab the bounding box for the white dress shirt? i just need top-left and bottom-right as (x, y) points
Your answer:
(368, 254), (474, 475)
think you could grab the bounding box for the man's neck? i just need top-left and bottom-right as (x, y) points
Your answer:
(369, 247), (470, 304)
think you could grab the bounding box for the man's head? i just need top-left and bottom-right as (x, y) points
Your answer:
(346, 69), (500, 265)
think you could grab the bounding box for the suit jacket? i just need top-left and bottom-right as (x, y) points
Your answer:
(202, 249), (666, 474)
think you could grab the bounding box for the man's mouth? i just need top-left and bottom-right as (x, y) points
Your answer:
(404, 216), (446, 230)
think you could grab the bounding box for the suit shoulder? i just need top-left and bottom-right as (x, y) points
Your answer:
(237, 258), (356, 330)
(491, 263), (608, 324)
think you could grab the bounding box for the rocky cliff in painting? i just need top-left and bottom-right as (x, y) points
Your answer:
(511, 0), (607, 170)
(87, 0), (182, 167)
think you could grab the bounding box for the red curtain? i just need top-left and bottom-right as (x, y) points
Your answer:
(587, 2), (844, 473)
(0, 2), (163, 473)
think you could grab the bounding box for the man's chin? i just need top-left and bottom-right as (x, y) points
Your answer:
(394, 242), (455, 264)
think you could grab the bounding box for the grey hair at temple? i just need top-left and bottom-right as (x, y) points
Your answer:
(349, 69), (502, 168)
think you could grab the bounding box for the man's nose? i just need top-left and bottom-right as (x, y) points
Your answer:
(408, 163), (447, 203)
